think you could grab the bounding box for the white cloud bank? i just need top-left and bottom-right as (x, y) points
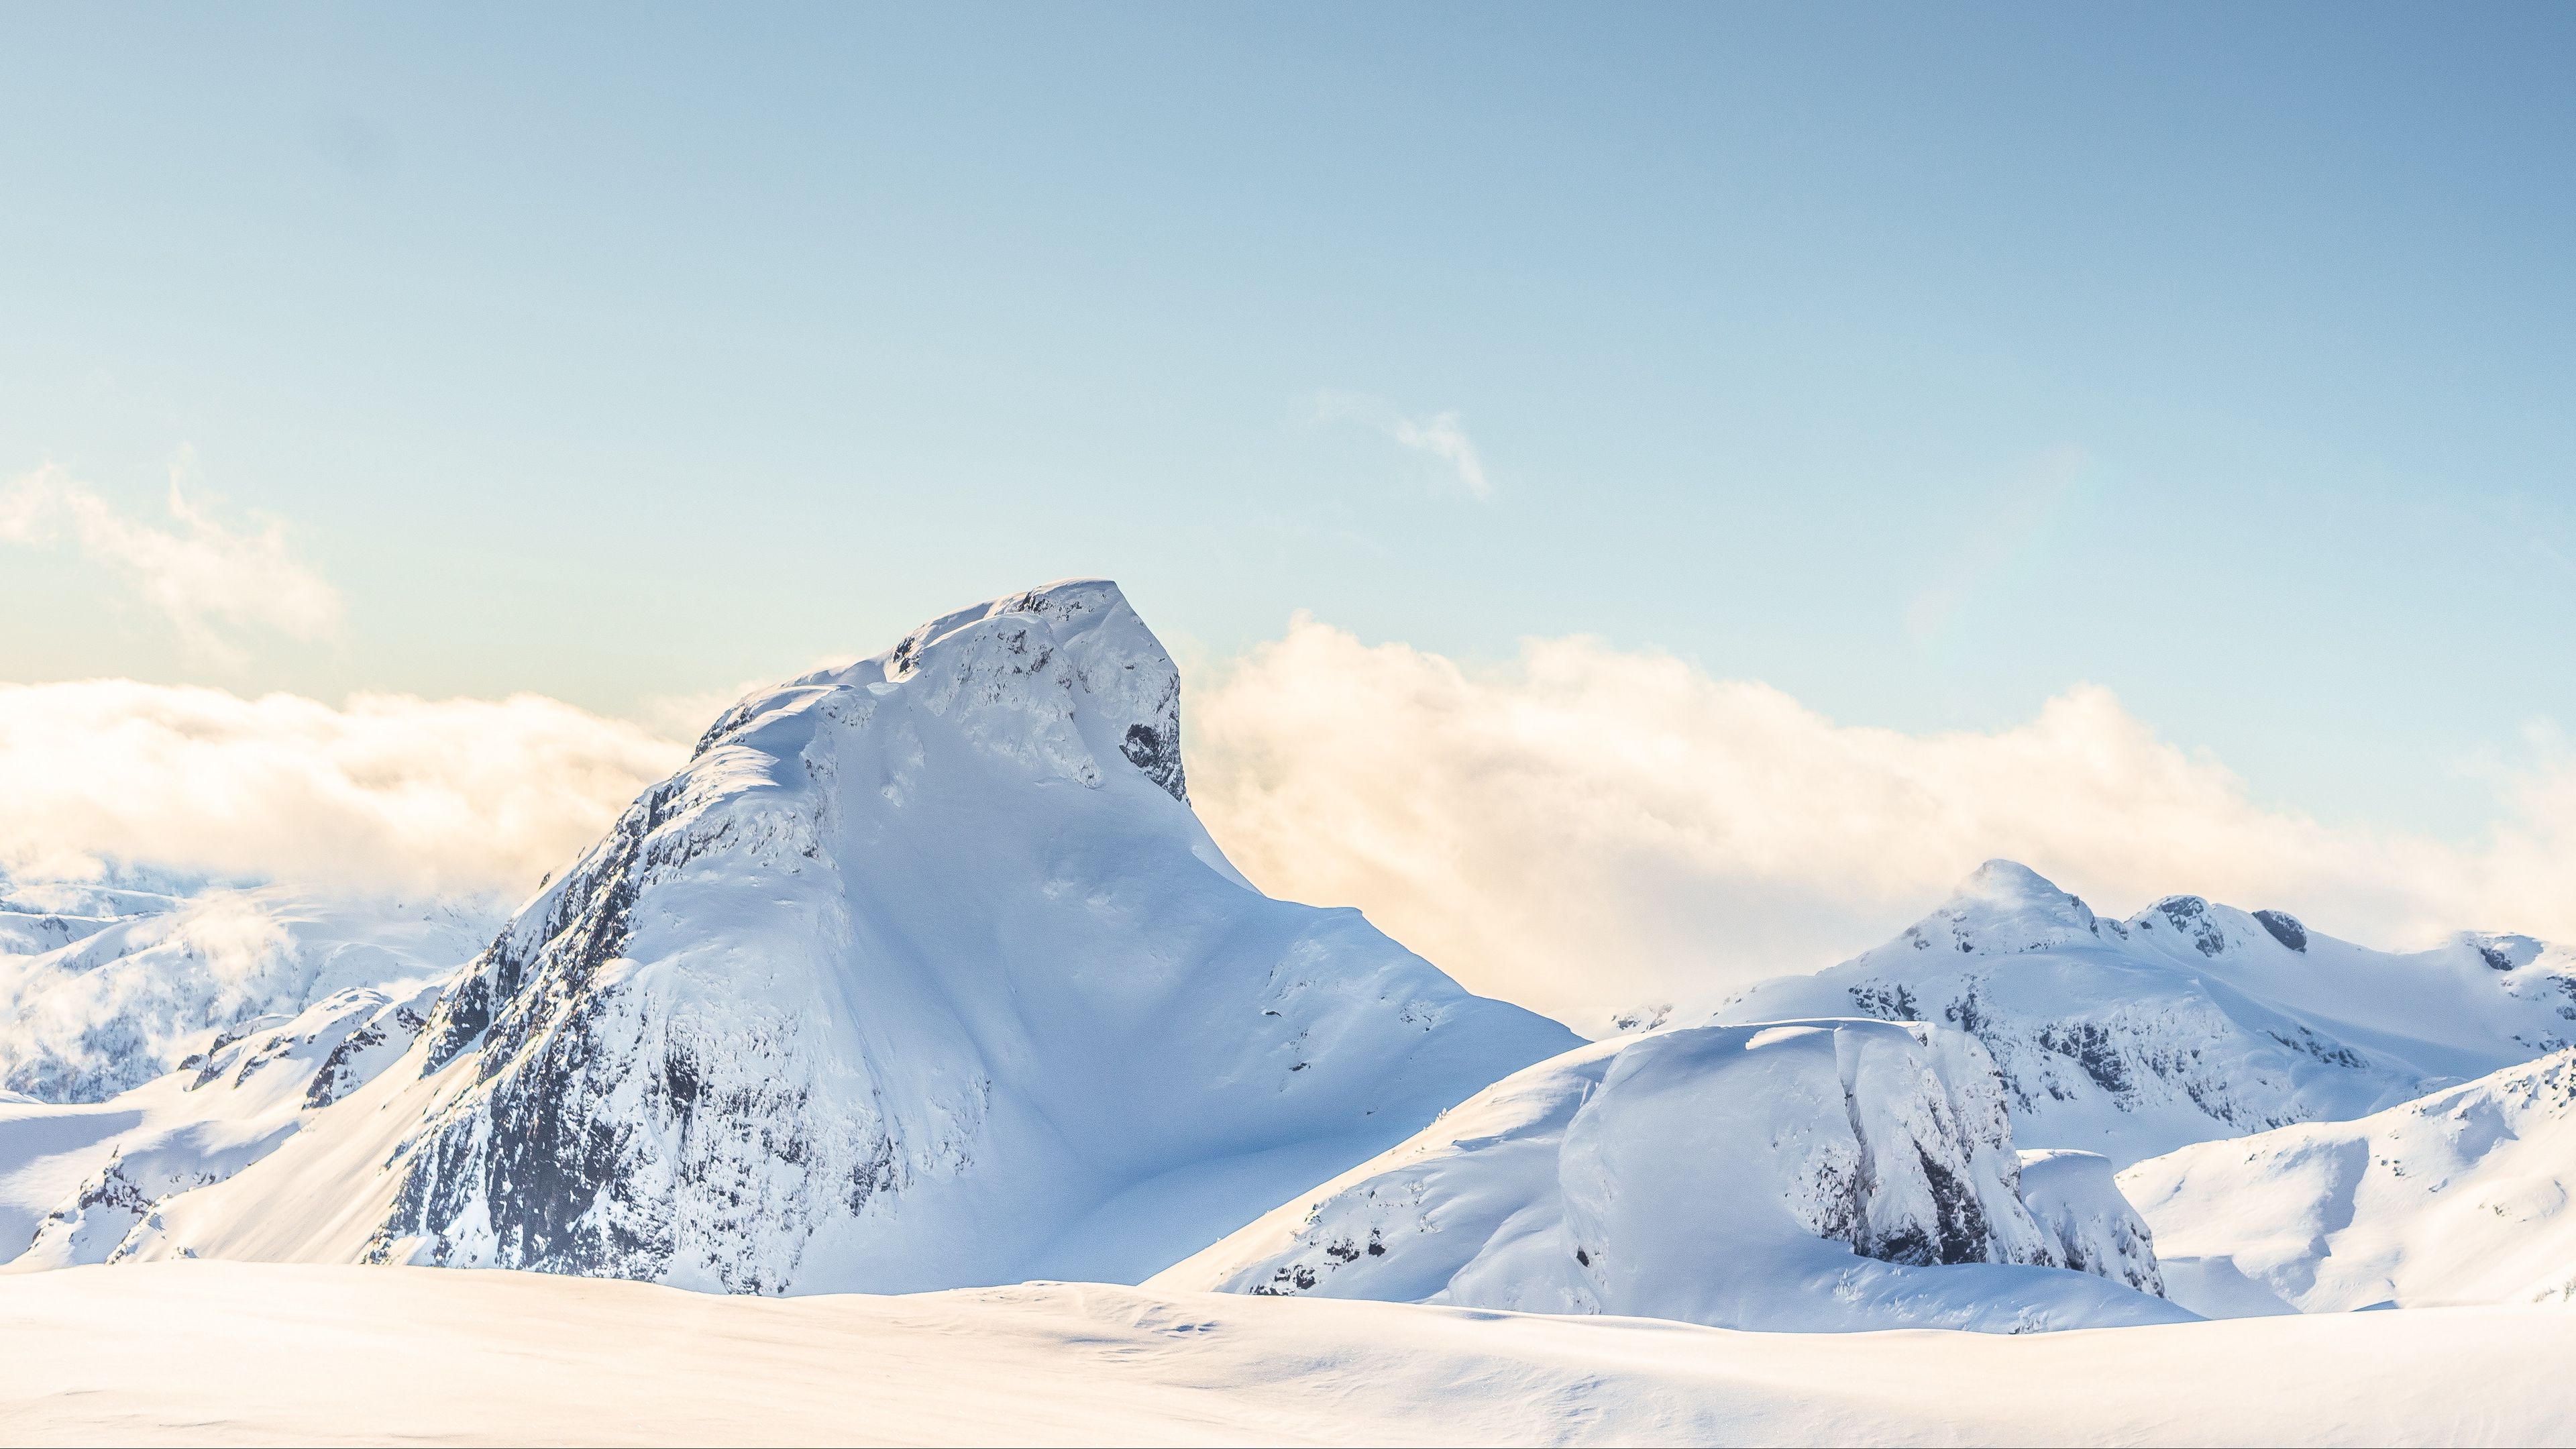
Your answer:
(0, 681), (685, 898)
(0, 466), (343, 659)
(1185, 620), (2576, 1026)
(5, 622), (2569, 1031)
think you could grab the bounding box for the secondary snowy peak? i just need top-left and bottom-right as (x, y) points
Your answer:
(2121, 1047), (2576, 1316)
(1895, 859), (2106, 957)
(1151, 1018), (2183, 1333)
(1723, 861), (2576, 1167)
(128, 581), (1578, 1294)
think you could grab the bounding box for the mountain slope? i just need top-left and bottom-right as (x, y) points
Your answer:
(1152, 1018), (2183, 1332)
(2119, 1047), (2576, 1314)
(0, 869), (492, 1103)
(121, 580), (1578, 1293)
(0, 984), (436, 1268)
(1721, 861), (2576, 1166)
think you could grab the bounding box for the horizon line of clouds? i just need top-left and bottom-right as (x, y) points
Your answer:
(3, 624), (2573, 1032)
(0, 679), (684, 900)
(0, 462), (344, 664)
(1183, 619), (2576, 1027)
(1310, 390), (1493, 501)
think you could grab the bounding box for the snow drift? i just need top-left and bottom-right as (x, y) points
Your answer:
(115, 580), (1578, 1293)
(1722, 861), (2576, 1166)
(1152, 1017), (2182, 1332)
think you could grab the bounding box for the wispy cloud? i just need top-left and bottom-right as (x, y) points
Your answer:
(0, 464), (345, 660)
(1313, 392), (1495, 500)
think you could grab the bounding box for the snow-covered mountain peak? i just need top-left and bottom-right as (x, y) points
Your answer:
(135, 581), (1576, 1294)
(2114, 894), (2303, 961)
(1889, 859), (2105, 960)
(2457, 930), (2548, 974)
(694, 577), (1187, 802)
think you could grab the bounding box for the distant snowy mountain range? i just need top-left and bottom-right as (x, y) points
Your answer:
(0, 869), (495, 1102)
(3, 580), (2570, 1337)
(1725, 859), (2576, 1167)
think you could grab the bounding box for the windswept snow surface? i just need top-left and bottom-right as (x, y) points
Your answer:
(1153, 1018), (2180, 1332)
(0, 1262), (2567, 1446)
(2122, 1047), (2576, 1316)
(117, 581), (1578, 1293)
(1723, 861), (2576, 1167)
(0, 868), (492, 1103)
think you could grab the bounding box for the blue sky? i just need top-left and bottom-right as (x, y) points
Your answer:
(3, 3), (2572, 840)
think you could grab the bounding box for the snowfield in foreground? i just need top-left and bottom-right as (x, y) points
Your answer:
(0, 1262), (2569, 1447)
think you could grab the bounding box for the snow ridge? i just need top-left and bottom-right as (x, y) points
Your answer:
(2122, 1046), (2576, 1314)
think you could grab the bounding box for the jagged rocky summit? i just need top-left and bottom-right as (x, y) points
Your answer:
(123, 580), (1578, 1292)
(1152, 1017), (2184, 1332)
(1723, 860), (2576, 1166)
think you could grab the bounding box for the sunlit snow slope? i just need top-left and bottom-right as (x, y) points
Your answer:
(119, 581), (1578, 1293)
(0, 984), (436, 1269)
(1154, 1018), (2181, 1332)
(2122, 1046), (2576, 1315)
(1723, 861), (2576, 1166)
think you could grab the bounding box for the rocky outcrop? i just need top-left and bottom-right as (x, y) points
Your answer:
(2017, 1148), (2163, 1295)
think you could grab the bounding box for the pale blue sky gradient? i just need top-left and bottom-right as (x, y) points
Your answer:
(3, 4), (2572, 837)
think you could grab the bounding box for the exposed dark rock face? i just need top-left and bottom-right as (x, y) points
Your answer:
(1120, 722), (1188, 803)
(2152, 897), (2228, 957)
(2253, 910), (2308, 953)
